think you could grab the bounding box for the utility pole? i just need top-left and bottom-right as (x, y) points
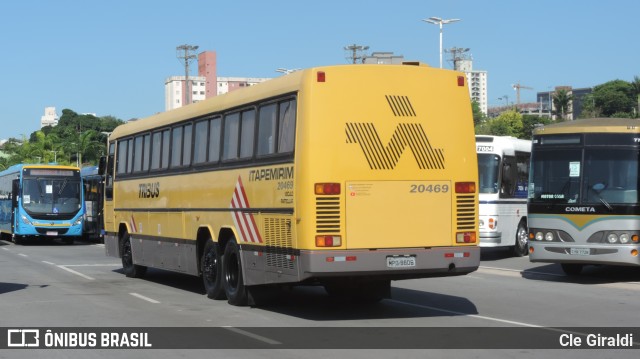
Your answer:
(445, 47), (470, 70)
(344, 44), (369, 64)
(176, 44), (199, 106)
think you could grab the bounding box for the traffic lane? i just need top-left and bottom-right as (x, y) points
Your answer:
(2, 240), (538, 329)
(4, 239), (640, 329)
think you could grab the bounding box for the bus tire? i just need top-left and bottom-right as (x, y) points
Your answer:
(121, 233), (147, 278)
(513, 221), (529, 257)
(222, 240), (249, 306)
(202, 239), (225, 300)
(561, 263), (583, 275)
(12, 235), (23, 245)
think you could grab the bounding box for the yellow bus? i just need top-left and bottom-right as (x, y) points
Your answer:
(101, 63), (479, 305)
(528, 118), (640, 274)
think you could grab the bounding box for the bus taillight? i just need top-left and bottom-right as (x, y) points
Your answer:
(456, 231), (476, 243)
(315, 183), (340, 195)
(455, 182), (476, 193)
(316, 235), (342, 247)
(458, 76), (465, 86)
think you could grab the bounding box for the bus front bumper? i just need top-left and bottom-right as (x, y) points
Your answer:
(479, 231), (503, 247)
(529, 243), (640, 266)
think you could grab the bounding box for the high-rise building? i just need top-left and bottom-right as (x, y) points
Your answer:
(456, 58), (488, 115)
(40, 107), (59, 128)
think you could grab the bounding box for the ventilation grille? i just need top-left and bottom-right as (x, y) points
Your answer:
(264, 217), (294, 270)
(456, 194), (476, 230)
(386, 95), (417, 117)
(316, 197), (341, 233)
(345, 122), (445, 170)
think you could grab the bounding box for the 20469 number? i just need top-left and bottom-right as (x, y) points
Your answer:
(410, 184), (449, 194)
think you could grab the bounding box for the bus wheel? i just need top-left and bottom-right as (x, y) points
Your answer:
(561, 263), (583, 275)
(12, 235), (23, 245)
(202, 239), (225, 300)
(513, 222), (529, 257)
(121, 234), (147, 278)
(222, 240), (249, 306)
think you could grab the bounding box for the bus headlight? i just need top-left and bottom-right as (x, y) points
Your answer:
(620, 233), (630, 244)
(535, 232), (544, 241)
(73, 217), (83, 226)
(544, 232), (554, 241)
(21, 215), (32, 225)
(607, 233), (618, 244)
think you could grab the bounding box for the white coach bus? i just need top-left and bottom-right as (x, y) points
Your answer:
(476, 135), (531, 256)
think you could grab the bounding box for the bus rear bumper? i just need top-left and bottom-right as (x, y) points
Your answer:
(529, 243), (640, 266)
(299, 246), (480, 281)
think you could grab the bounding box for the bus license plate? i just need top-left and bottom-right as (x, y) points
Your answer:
(387, 256), (416, 268)
(570, 248), (590, 256)
(46, 231), (57, 236)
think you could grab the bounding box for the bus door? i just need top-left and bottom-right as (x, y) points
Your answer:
(11, 179), (19, 234)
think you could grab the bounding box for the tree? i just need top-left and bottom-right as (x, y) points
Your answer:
(475, 110), (523, 137)
(471, 100), (486, 126)
(552, 89), (572, 121)
(521, 115), (552, 139)
(630, 75), (640, 117)
(0, 109), (124, 168)
(592, 80), (635, 117)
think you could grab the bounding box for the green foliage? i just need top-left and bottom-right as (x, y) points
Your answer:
(0, 109), (124, 167)
(475, 110), (523, 138)
(552, 89), (572, 120)
(592, 80), (635, 117)
(471, 100), (486, 126)
(521, 115), (552, 139)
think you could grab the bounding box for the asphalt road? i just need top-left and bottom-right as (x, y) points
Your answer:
(1, 238), (639, 359)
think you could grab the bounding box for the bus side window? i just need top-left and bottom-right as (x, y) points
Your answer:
(278, 99), (296, 153)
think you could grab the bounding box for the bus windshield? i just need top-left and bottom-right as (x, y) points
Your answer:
(477, 153), (500, 194)
(529, 147), (639, 205)
(22, 176), (82, 215)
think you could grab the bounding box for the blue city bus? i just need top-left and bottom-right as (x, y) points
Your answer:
(0, 164), (84, 244)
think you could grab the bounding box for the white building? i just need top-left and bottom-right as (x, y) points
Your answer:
(216, 77), (271, 96)
(456, 59), (488, 115)
(40, 107), (59, 128)
(164, 76), (271, 111)
(164, 76), (207, 111)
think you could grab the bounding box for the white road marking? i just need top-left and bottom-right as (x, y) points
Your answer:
(1, 247), (9, 251)
(387, 299), (541, 327)
(222, 326), (282, 345)
(63, 264), (121, 267)
(18, 253), (28, 257)
(130, 292), (160, 304)
(42, 261), (56, 265)
(56, 265), (95, 280)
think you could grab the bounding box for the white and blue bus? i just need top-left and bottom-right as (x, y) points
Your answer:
(476, 135), (532, 256)
(0, 164), (84, 244)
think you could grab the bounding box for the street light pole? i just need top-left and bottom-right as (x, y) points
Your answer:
(422, 17), (461, 68)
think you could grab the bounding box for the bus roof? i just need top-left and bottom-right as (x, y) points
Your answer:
(0, 163), (80, 177)
(533, 118), (640, 135)
(109, 63), (444, 141)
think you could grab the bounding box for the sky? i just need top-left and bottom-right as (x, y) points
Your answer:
(0, 0), (638, 140)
